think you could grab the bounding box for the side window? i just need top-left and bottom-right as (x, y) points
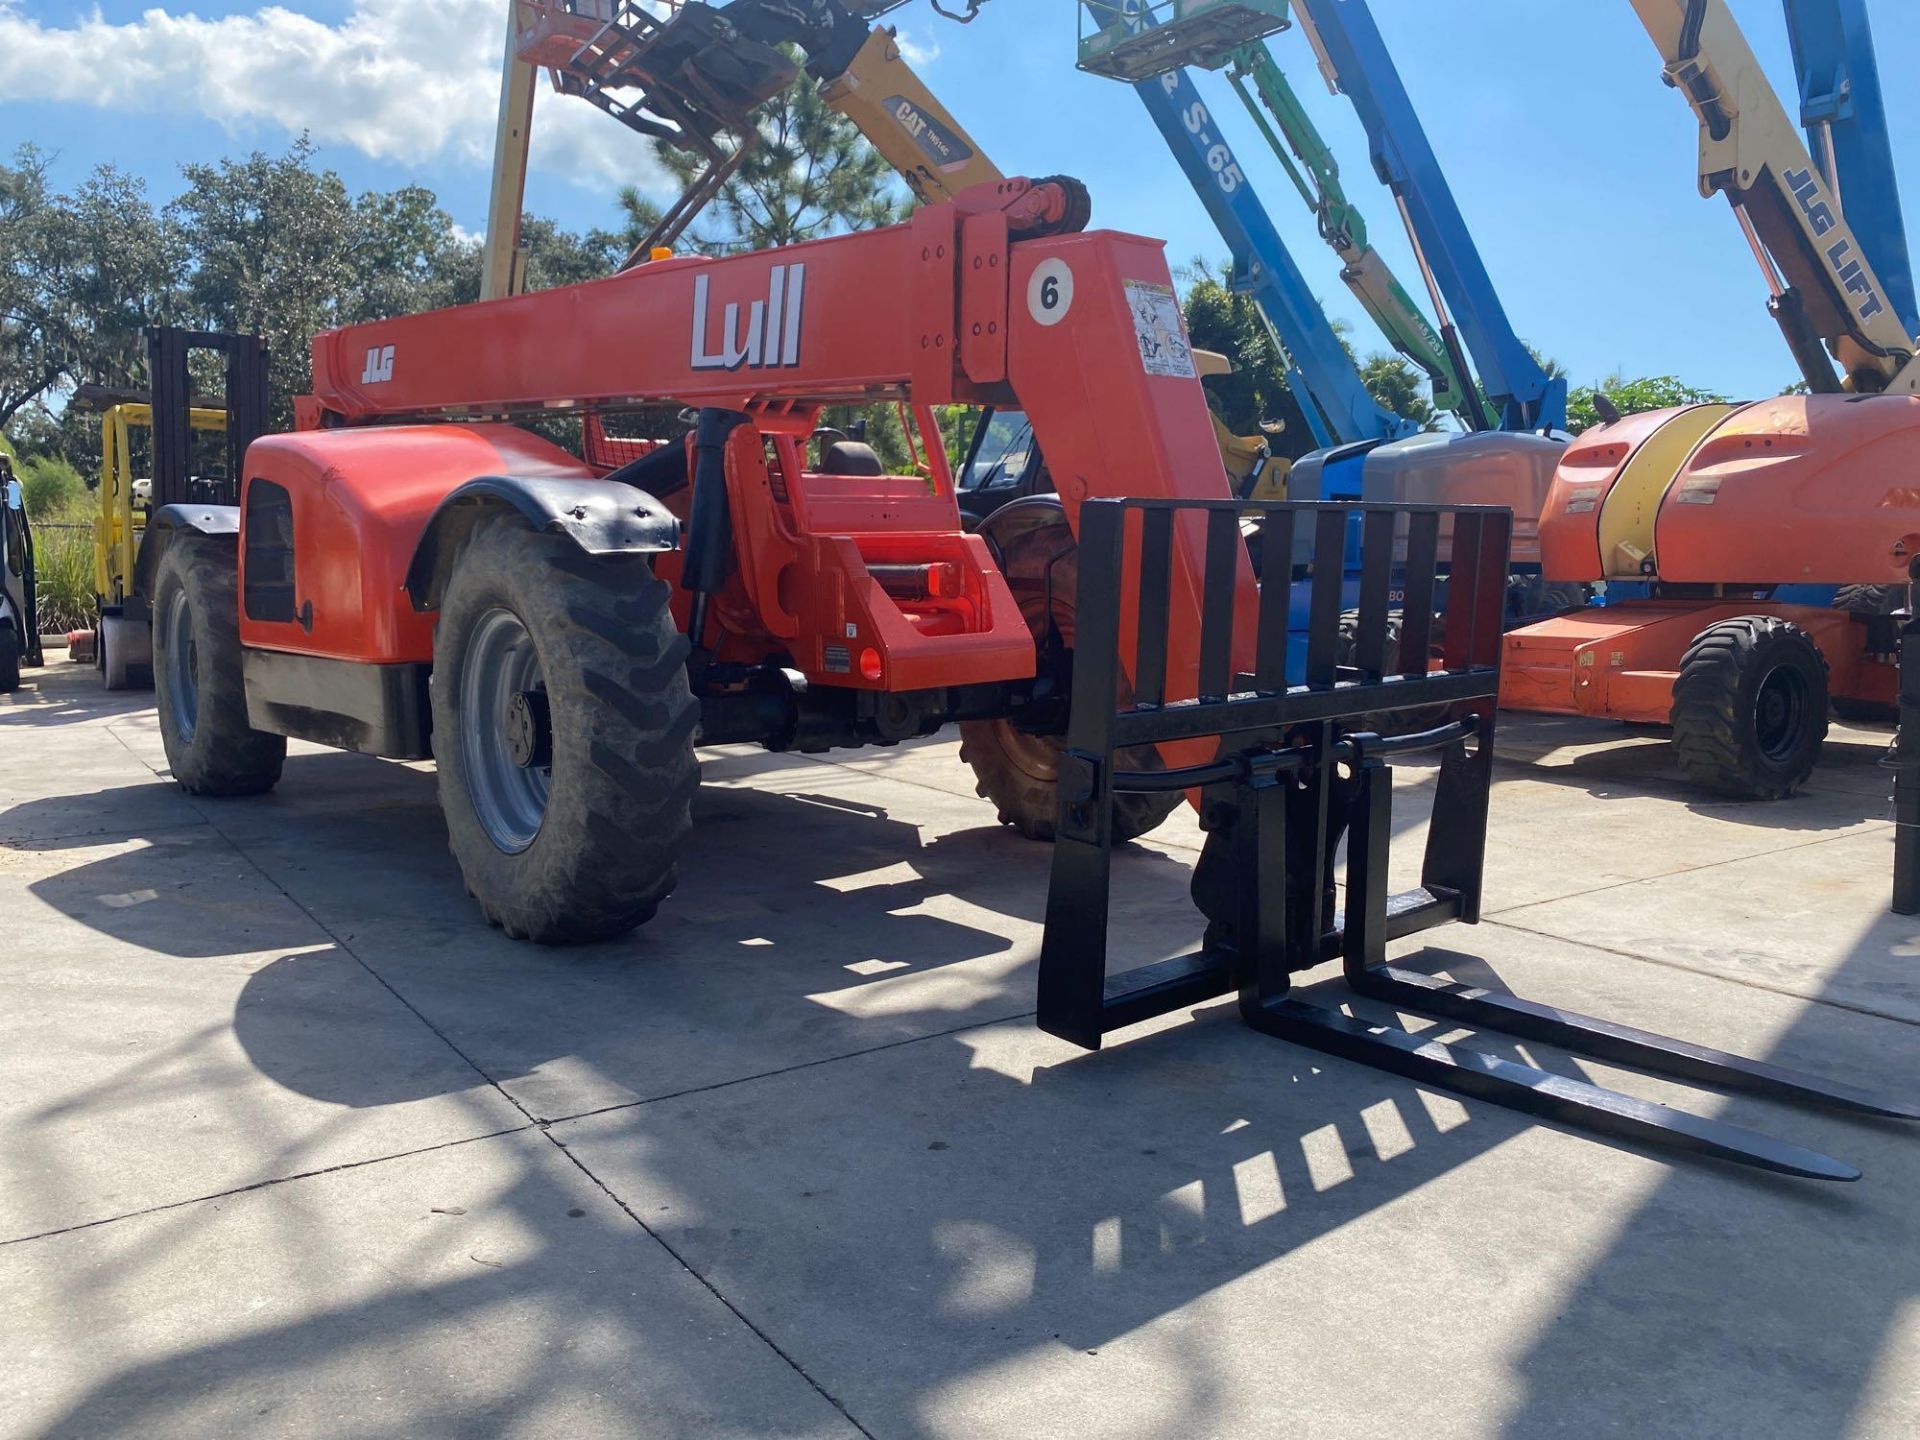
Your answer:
(243, 479), (297, 623)
(959, 411), (1036, 493)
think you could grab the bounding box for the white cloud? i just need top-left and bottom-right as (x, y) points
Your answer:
(0, 1), (670, 195)
(892, 29), (940, 67)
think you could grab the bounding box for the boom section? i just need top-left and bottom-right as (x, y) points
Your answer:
(1132, 66), (1415, 447)
(1290, 0), (1567, 431)
(1781, 0), (1916, 339)
(1626, 0), (1917, 393)
(308, 225), (925, 424)
(1223, 41), (1473, 423)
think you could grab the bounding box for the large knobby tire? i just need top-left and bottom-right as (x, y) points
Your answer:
(1831, 585), (1901, 724)
(958, 522), (1181, 844)
(152, 537), (287, 796)
(0, 623), (20, 693)
(1508, 576), (1594, 621)
(1671, 615), (1829, 800)
(1334, 610), (1449, 736)
(432, 520), (698, 944)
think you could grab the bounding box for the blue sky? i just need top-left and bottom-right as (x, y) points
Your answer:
(3, 1), (1916, 401)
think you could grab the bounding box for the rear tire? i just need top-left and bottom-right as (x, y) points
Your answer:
(1671, 615), (1828, 799)
(1508, 576), (1593, 620)
(1334, 610), (1449, 735)
(432, 520), (698, 944)
(152, 538), (286, 796)
(959, 520), (1181, 844)
(0, 623), (20, 693)
(1831, 585), (1901, 724)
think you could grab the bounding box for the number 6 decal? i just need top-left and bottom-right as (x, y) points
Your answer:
(1027, 258), (1074, 327)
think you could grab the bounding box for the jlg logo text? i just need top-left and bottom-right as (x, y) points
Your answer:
(360, 344), (395, 384)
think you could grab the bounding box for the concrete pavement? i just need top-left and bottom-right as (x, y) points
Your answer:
(4, 662), (1916, 1438)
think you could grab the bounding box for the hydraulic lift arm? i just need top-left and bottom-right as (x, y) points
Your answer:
(1223, 40), (1475, 425)
(1288, 0), (1568, 432)
(1078, 1), (1416, 450)
(1781, 0), (1917, 341)
(1626, 0), (1918, 394)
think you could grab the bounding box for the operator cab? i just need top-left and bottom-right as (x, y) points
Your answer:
(955, 408), (1046, 528)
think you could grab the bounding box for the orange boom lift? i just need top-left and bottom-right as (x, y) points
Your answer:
(1504, 0), (1920, 800)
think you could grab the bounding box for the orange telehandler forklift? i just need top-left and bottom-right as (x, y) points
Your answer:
(1504, 0), (1920, 800)
(130, 0), (1914, 1178)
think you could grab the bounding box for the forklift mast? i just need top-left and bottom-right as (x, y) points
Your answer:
(1287, 0), (1568, 433)
(1626, 0), (1917, 394)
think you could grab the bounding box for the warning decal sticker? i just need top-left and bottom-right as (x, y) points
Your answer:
(1125, 280), (1196, 379)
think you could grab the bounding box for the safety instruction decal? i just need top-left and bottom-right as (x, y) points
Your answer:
(1125, 280), (1196, 379)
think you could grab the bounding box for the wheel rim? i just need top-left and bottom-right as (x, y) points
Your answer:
(163, 589), (198, 742)
(460, 608), (551, 854)
(1754, 662), (1810, 763)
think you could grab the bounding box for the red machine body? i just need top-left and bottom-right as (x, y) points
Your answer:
(259, 183), (1254, 741)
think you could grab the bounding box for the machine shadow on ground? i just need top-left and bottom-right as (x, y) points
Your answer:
(9, 672), (1915, 1437)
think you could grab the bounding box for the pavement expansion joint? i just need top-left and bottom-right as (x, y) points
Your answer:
(0, 1124), (535, 1250)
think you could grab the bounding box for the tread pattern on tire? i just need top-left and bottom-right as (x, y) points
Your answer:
(1670, 614), (1829, 800)
(432, 520), (698, 945)
(1334, 610), (1449, 735)
(957, 519), (1180, 845)
(153, 537), (286, 796)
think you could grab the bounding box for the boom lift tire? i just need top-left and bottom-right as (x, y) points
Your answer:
(958, 521), (1181, 843)
(1335, 610), (1449, 736)
(0, 622), (19, 693)
(152, 537), (287, 796)
(431, 520), (698, 944)
(1831, 586), (1902, 725)
(1671, 615), (1829, 800)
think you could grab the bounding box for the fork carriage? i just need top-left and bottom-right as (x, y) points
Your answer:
(1039, 496), (1919, 1181)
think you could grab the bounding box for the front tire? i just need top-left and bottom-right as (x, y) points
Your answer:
(152, 537), (286, 795)
(1671, 615), (1829, 800)
(0, 623), (20, 693)
(432, 521), (698, 944)
(959, 518), (1181, 844)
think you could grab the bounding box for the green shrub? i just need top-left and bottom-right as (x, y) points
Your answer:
(31, 524), (95, 635)
(18, 454), (89, 523)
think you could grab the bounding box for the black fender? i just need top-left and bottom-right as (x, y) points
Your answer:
(132, 503), (241, 601)
(404, 475), (681, 612)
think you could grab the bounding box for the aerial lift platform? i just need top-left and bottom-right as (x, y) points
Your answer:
(1508, 0), (1920, 801)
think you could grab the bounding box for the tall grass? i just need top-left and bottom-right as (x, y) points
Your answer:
(18, 455), (88, 523)
(31, 525), (95, 635)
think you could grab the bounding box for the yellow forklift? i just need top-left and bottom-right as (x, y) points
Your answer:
(70, 328), (269, 690)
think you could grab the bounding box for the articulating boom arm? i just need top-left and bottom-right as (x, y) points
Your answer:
(1627, 0), (1917, 394)
(1078, 2), (1414, 449)
(1781, 0), (1917, 341)
(1289, 0), (1567, 432)
(1131, 65), (1416, 449)
(1223, 41), (1476, 426)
